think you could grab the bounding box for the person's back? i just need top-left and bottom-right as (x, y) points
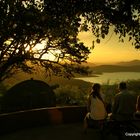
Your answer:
(90, 95), (107, 120)
(112, 82), (136, 121)
(83, 83), (107, 132)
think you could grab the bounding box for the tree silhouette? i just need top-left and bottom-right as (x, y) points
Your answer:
(0, 0), (139, 81)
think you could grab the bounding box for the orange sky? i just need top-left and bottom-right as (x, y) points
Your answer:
(78, 31), (140, 64)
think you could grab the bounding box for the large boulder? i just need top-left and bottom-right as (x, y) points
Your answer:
(1, 79), (56, 113)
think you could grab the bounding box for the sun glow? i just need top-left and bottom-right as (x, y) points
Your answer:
(32, 41), (61, 61)
(78, 30), (140, 64)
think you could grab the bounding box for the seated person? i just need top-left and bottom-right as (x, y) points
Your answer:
(111, 82), (136, 121)
(83, 83), (107, 132)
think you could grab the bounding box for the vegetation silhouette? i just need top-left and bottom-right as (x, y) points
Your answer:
(1, 79), (56, 113)
(0, 0), (139, 81)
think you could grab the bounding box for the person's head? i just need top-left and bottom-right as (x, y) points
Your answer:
(91, 83), (103, 100)
(92, 83), (101, 94)
(118, 82), (127, 90)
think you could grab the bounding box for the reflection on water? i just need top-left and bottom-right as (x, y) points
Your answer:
(75, 72), (140, 85)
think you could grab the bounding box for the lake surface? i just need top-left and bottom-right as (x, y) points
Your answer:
(75, 72), (140, 85)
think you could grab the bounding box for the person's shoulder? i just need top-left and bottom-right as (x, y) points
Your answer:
(119, 90), (130, 96)
(115, 92), (122, 98)
(127, 90), (135, 97)
(88, 94), (93, 99)
(114, 92), (124, 101)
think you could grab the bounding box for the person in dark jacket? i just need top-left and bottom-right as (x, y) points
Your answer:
(111, 82), (136, 121)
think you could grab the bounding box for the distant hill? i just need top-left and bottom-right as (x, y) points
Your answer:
(116, 60), (140, 66)
(90, 64), (140, 73)
(84, 60), (140, 73)
(83, 60), (140, 67)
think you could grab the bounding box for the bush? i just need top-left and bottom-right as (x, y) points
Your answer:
(54, 80), (140, 107)
(102, 84), (117, 104)
(54, 85), (88, 106)
(127, 80), (140, 96)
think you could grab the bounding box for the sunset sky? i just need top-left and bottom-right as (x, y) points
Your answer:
(78, 30), (140, 64)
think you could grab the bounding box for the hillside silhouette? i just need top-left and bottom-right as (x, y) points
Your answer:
(91, 65), (140, 73)
(116, 59), (140, 66)
(86, 60), (140, 73)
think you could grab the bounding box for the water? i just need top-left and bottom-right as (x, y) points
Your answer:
(75, 72), (140, 85)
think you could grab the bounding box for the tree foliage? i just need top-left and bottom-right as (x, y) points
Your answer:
(0, 0), (139, 81)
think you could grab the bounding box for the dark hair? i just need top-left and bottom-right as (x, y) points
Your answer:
(91, 83), (103, 101)
(119, 82), (127, 90)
